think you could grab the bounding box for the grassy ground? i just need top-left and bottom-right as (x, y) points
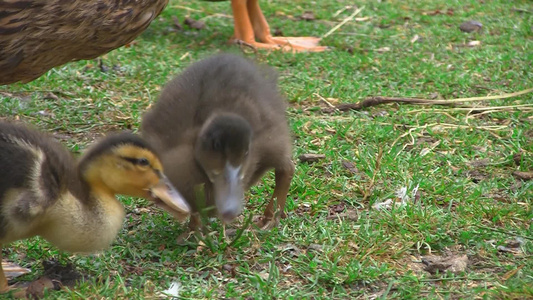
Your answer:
(1, 0), (532, 298)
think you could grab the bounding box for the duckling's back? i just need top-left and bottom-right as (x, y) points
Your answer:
(142, 54), (288, 149)
(0, 122), (76, 239)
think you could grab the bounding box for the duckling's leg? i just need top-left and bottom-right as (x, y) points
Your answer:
(176, 214), (204, 245)
(231, 0), (327, 52)
(257, 160), (295, 230)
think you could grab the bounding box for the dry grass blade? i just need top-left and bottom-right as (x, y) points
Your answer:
(323, 88), (533, 112)
(322, 6), (365, 39)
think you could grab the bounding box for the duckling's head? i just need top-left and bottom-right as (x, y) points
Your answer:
(80, 132), (190, 220)
(195, 113), (252, 223)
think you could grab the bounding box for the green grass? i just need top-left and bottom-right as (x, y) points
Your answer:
(1, 0), (532, 298)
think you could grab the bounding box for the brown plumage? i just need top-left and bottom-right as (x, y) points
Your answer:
(141, 53), (295, 230)
(0, 0), (324, 85)
(0, 0), (168, 84)
(0, 121), (189, 292)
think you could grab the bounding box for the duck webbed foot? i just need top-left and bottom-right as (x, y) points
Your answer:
(254, 214), (282, 230)
(231, 0), (327, 53)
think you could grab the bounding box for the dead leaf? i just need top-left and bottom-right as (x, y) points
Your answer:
(512, 171), (533, 181)
(26, 276), (55, 298)
(326, 210), (358, 221)
(424, 8), (454, 16)
(501, 265), (524, 281)
(497, 238), (524, 255)
(497, 245), (521, 254)
(160, 281), (181, 298)
(2, 260), (31, 280)
(467, 40), (482, 47)
(372, 110), (389, 118)
(328, 202), (346, 214)
(43, 92), (59, 101)
(278, 243), (302, 257)
(301, 11), (315, 21)
(468, 158), (490, 167)
(376, 47), (390, 53)
(184, 17), (205, 30)
(341, 160), (360, 174)
(459, 20), (483, 33)
(308, 244), (323, 252)
(222, 264), (237, 277)
(513, 151), (523, 165)
(422, 254), (468, 274)
(466, 169), (487, 183)
(299, 153), (326, 163)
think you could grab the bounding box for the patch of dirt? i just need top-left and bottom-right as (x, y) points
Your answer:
(421, 254), (468, 274)
(483, 190), (511, 203)
(42, 259), (85, 289)
(11, 259), (86, 299)
(467, 158), (490, 167)
(465, 169), (488, 183)
(326, 202), (359, 221)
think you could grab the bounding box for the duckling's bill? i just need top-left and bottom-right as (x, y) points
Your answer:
(213, 163), (244, 223)
(149, 175), (190, 221)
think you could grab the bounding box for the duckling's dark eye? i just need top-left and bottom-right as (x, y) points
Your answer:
(137, 158), (150, 166)
(120, 156), (151, 167)
(212, 139), (222, 152)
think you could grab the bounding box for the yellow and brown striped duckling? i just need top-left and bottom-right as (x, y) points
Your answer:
(141, 53), (294, 231)
(0, 121), (190, 292)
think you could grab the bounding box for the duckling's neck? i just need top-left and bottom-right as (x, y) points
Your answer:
(38, 174), (125, 253)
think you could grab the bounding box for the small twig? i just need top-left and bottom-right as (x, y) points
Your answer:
(332, 6), (351, 18)
(322, 6), (365, 39)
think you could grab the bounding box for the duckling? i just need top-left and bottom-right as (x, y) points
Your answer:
(141, 53), (295, 231)
(0, 121), (190, 292)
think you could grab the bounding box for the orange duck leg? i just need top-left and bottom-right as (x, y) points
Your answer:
(230, 0), (327, 52)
